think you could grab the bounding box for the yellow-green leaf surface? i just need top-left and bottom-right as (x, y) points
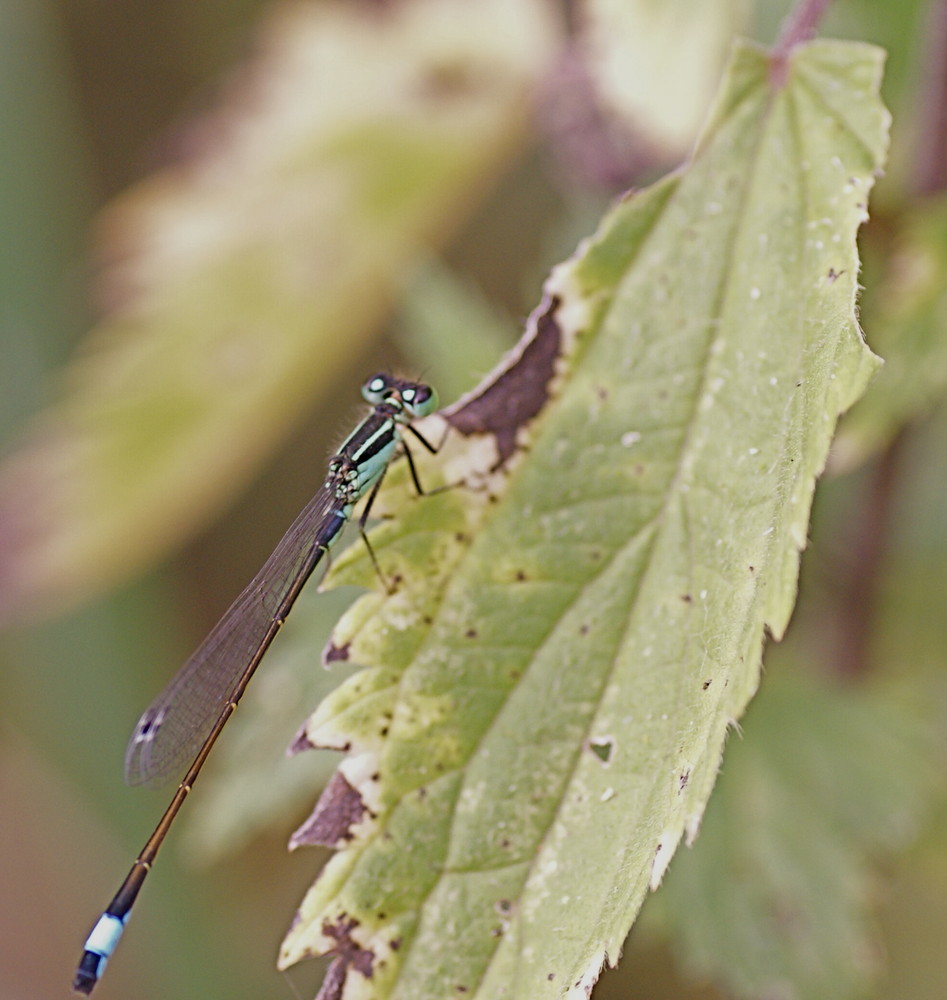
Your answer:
(0, 0), (557, 623)
(280, 39), (887, 999)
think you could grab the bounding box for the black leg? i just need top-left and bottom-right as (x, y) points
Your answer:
(402, 439), (428, 497)
(358, 471), (392, 591)
(406, 424), (441, 455)
(403, 426), (462, 498)
(358, 425), (460, 593)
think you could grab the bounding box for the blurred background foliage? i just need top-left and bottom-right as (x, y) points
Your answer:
(1, 1), (946, 999)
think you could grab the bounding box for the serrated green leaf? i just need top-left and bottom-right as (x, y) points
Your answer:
(280, 39), (888, 999)
(650, 669), (939, 1000)
(0, 0), (558, 624)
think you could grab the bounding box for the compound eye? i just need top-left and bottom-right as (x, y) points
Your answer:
(403, 383), (438, 418)
(362, 373), (392, 404)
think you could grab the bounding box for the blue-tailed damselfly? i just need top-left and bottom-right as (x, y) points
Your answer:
(73, 373), (439, 994)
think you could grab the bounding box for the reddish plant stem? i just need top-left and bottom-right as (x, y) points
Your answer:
(775, 0), (834, 51)
(832, 431), (907, 680)
(914, 0), (947, 195)
(771, 0), (834, 85)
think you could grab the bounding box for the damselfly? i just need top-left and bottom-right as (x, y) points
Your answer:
(73, 373), (439, 994)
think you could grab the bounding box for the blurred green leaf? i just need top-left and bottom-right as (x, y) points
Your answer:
(279, 38), (888, 999)
(650, 669), (939, 1000)
(0, 0), (559, 624)
(835, 197), (947, 469)
(580, 0), (754, 155)
(0, 0), (94, 428)
(877, 773), (947, 1000)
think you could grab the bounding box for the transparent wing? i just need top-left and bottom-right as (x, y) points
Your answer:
(124, 486), (345, 787)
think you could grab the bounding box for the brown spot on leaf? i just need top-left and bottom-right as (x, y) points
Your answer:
(316, 957), (347, 1000)
(323, 641), (351, 664)
(287, 726), (316, 755)
(289, 773), (369, 849)
(315, 916), (374, 1000)
(444, 295), (564, 466)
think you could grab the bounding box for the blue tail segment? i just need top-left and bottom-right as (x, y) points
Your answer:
(74, 913), (127, 994)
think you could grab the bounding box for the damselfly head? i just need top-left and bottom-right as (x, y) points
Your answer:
(361, 374), (437, 419)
